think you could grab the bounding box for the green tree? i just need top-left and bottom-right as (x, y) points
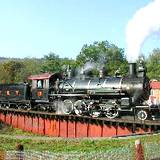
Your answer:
(41, 52), (62, 73)
(0, 58), (43, 83)
(41, 52), (77, 74)
(0, 60), (24, 83)
(76, 41), (128, 76)
(146, 48), (160, 80)
(16, 58), (43, 82)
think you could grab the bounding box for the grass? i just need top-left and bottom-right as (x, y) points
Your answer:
(0, 136), (133, 152)
(0, 122), (160, 153)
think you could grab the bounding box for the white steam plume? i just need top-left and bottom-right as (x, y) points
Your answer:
(126, 0), (160, 62)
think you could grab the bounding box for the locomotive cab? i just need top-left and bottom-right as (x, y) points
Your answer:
(28, 73), (51, 102)
(28, 73), (62, 103)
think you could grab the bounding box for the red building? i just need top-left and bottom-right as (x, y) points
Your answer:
(150, 80), (160, 104)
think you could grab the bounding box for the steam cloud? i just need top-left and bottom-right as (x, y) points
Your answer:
(82, 61), (96, 73)
(126, 0), (160, 62)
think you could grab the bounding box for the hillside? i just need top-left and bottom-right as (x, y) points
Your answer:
(0, 57), (22, 62)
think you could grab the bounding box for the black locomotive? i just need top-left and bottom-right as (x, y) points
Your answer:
(55, 61), (151, 120)
(0, 60), (157, 120)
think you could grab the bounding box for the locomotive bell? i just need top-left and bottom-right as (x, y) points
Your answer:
(99, 67), (105, 79)
(99, 69), (103, 78)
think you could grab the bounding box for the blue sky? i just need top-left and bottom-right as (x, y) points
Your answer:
(0, 0), (159, 59)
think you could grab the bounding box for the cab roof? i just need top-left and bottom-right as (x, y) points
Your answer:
(28, 73), (54, 80)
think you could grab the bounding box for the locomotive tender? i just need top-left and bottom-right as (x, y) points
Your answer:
(0, 60), (157, 120)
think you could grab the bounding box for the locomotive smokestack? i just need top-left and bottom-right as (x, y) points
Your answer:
(129, 63), (136, 77)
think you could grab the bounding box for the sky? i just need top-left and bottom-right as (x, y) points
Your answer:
(0, 0), (159, 59)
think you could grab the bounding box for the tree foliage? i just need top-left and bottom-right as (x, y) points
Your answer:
(0, 59), (42, 83)
(41, 52), (76, 73)
(146, 48), (160, 80)
(16, 58), (42, 82)
(76, 41), (128, 76)
(41, 52), (62, 73)
(0, 60), (24, 83)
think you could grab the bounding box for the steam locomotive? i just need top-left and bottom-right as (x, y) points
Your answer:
(0, 60), (157, 120)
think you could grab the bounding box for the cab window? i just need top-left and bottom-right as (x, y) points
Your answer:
(37, 80), (43, 88)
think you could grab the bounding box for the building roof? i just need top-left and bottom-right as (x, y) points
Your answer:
(150, 81), (160, 89)
(28, 73), (54, 80)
